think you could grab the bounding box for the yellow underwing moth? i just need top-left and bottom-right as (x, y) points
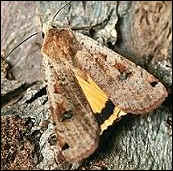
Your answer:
(40, 2), (168, 162)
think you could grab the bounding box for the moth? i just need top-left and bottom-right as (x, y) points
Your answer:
(40, 3), (168, 163)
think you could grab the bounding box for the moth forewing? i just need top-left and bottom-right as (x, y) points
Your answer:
(41, 28), (100, 162)
(72, 31), (168, 114)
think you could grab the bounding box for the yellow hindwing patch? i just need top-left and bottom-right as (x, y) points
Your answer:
(73, 69), (127, 134)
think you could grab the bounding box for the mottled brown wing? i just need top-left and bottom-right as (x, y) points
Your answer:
(73, 32), (168, 114)
(41, 29), (100, 162)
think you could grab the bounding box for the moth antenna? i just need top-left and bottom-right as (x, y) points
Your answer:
(51, 2), (71, 23)
(5, 32), (38, 59)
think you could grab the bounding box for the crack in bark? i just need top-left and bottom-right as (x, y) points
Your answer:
(1, 82), (37, 108)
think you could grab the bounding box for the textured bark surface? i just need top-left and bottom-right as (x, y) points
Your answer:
(1, 1), (42, 83)
(1, 1), (172, 170)
(115, 1), (172, 87)
(1, 115), (38, 170)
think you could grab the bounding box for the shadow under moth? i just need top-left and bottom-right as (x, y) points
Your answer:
(6, 3), (168, 163)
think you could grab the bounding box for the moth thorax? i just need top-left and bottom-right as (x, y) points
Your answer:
(42, 28), (79, 61)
